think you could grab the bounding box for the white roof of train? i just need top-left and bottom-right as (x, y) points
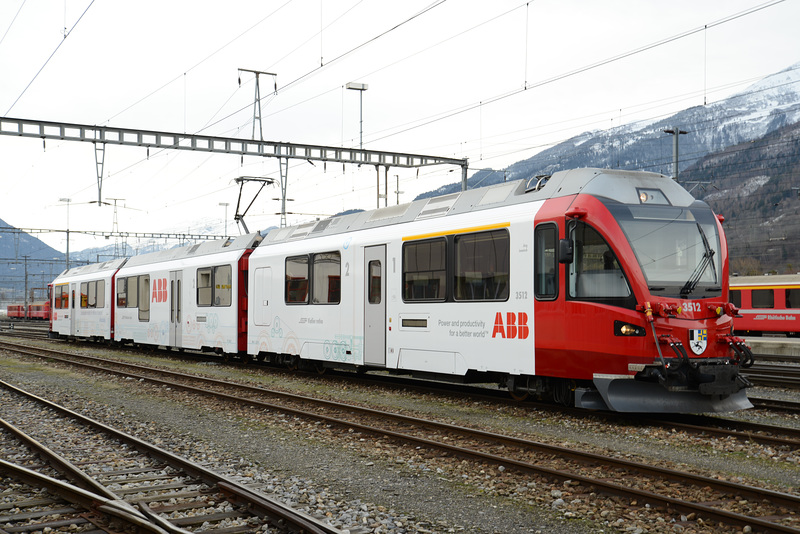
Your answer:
(260, 167), (696, 246)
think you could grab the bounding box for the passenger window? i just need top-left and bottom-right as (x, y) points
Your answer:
(96, 280), (105, 308)
(454, 230), (509, 301)
(197, 268), (213, 306)
(403, 238), (446, 301)
(786, 289), (799, 309)
(128, 277), (139, 308)
(368, 261), (381, 304)
(312, 252), (340, 304)
(286, 255), (310, 304)
(214, 265), (232, 306)
(534, 224), (557, 299)
(80, 282), (89, 308)
(730, 289), (741, 308)
(752, 289), (774, 309)
(567, 221), (632, 303)
(55, 285), (68, 309)
(139, 275), (150, 321)
(117, 278), (128, 307)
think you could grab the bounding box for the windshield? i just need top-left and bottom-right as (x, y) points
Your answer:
(609, 203), (722, 298)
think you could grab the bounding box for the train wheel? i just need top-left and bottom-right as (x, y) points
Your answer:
(285, 355), (299, 371)
(313, 361), (327, 375)
(507, 376), (530, 401)
(509, 389), (529, 402)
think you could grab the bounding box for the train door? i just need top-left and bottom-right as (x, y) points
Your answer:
(169, 270), (182, 347)
(69, 283), (77, 337)
(364, 245), (386, 366)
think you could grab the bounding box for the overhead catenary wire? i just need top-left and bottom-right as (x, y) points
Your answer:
(4, 0), (94, 115)
(0, 0), (26, 49)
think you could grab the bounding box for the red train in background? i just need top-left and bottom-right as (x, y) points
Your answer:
(730, 275), (800, 337)
(6, 301), (51, 320)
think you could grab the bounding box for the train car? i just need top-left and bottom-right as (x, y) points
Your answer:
(27, 301), (50, 320)
(50, 259), (128, 340)
(7, 302), (50, 320)
(6, 304), (25, 319)
(247, 167), (752, 413)
(113, 234), (261, 354)
(730, 275), (800, 336)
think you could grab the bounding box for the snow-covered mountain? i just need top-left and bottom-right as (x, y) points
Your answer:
(423, 61), (800, 197)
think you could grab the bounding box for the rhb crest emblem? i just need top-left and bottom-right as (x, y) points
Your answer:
(689, 329), (707, 355)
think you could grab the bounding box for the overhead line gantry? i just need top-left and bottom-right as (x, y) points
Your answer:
(0, 116), (470, 228)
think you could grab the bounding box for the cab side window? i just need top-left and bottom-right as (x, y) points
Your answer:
(534, 224), (557, 299)
(567, 221), (634, 308)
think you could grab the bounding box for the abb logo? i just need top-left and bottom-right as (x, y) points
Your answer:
(492, 312), (529, 339)
(151, 278), (168, 303)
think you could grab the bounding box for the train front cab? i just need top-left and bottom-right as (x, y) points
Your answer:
(529, 170), (752, 413)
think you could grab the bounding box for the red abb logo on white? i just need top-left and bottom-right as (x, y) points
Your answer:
(491, 312), (529, 339)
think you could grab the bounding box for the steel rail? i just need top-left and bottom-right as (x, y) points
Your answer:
(0, 458), (172, 534)
(0, 378), (343, 534)
(5, 342), (800, 533)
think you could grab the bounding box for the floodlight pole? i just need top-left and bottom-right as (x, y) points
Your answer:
(346, 82), (368, 151)
(59, 198), (71, 270)
(663, 127), (687, 182)
(219, 202), (229, 236)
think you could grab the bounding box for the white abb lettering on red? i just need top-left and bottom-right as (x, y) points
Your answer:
(491, 312), (529, 339)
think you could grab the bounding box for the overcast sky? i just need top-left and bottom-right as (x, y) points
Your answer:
(1, 0), (798, 254)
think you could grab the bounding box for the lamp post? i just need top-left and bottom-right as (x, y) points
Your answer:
(346, 82), (368, 151)
(219, 202), (229, 236)
(59, 197), (71, 270)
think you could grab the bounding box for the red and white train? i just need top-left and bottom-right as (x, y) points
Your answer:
(7, 302), (50, 320)
(48, 168), (754, 413)
(730, 275), (800, 337)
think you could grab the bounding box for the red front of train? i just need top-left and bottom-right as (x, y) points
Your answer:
(529, 169), (752, 412)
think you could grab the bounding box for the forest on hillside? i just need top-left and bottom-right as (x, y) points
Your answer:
(685, 121), (800, 275)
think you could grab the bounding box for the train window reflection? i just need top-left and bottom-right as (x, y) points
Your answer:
(368, 260), (381, 304)
(534, 224), (557, 299)
(312, 252), (340, 304)
(568, 221), (631, 301)
(752, 289), (774, 309)
(611, 204), (722, 297)
(286, 255), (310, 304)
(403, 238), (446, 301)
(787, 289), (799, 308)
(454, 230), (509, 301)
(197, 268), (213, 306)
(139, 275), (150, 321)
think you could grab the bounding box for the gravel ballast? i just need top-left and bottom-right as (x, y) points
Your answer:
(1, 345), (798, 533)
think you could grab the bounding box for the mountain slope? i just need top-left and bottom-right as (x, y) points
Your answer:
(420, 62), (800, 198)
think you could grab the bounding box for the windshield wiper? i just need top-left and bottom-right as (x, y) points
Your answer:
(680, 223), (717, 297)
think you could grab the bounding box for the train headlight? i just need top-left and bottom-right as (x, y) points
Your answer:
(636, 188), (669, 205)
(615, 321), (646, 336)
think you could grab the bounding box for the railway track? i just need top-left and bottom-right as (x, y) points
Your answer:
(0, 379), (342, 534)
(3, 340), (800, 533)
(743, 363), (800, 388)
(0, 458), (173, 534)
